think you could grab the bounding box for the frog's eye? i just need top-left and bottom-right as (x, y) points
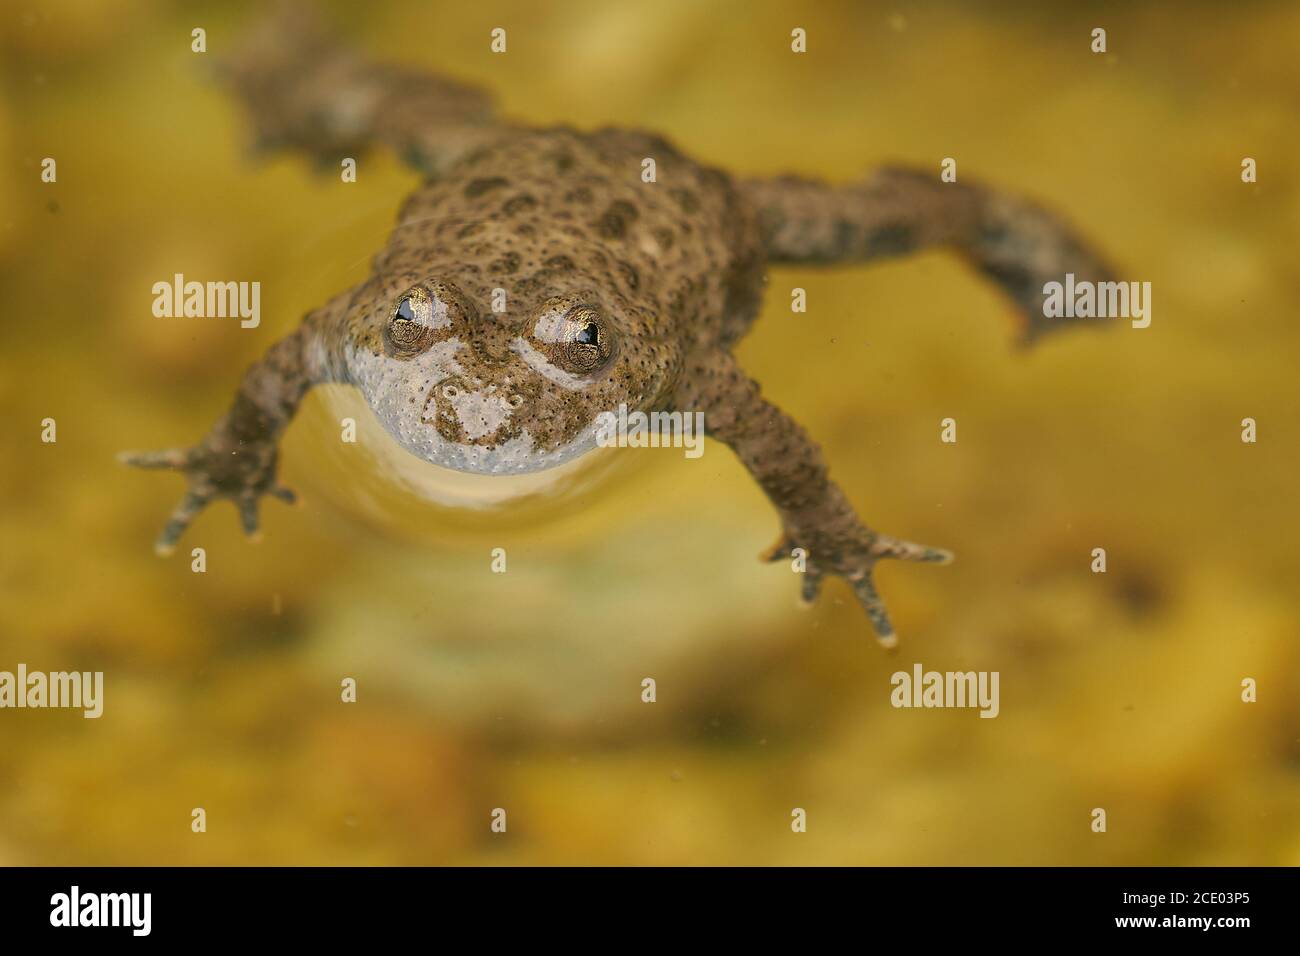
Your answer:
(384, 285), (450, 358)
(561, 309), (610, 372)
(531, 305), (615, 374)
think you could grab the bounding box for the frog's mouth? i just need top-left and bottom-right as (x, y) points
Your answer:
(421, 376), (537, 449)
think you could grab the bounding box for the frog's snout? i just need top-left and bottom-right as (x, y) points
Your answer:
(421, 375), (534, 447)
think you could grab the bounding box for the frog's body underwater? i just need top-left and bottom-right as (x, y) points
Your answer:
(123, 8), (1116, 647)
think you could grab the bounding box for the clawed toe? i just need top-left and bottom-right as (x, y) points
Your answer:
(848, 569), (898, 649)
(237, 496), (261, 537)
(870, 532), (954, 565)
(118, 448), (191, 471)
(759, 533), (796, 563)
(268, 485), (297, 505)
(155, 490), (211, 556)
(799, 567), (824, 604)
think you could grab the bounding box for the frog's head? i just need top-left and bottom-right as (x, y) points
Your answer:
(345, 270), (672, 474)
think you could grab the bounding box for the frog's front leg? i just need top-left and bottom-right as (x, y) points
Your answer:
(120, 290), (352, 555)
(676, 349), (950, 648)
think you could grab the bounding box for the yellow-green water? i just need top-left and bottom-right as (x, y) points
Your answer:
(1, 0), (1297, 865)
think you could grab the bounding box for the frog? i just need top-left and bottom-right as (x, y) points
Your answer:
(121, 7), (1115, 648)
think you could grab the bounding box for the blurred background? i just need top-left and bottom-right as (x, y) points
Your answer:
(1, 0), (1297, 865)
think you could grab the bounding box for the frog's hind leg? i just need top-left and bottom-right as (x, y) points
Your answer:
(741, 167), (1117, 344)
(219, 3), (504, 177)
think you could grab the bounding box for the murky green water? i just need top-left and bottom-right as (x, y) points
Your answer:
(1, 0), (1296, 864)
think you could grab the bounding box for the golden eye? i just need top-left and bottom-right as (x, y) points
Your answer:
(527, 301), (617, 375)
(385, 286), (443, 357)
(558, 307), (613, 373)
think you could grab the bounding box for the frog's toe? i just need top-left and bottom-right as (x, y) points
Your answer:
(870, 532), (954, 565)
(118, 448), (192, 471)
(237, 494), (262, 539)
(268, 484), (298, 506)
(847, 569), (898, 650)
(798, 565), (825, 605)
(760, 533), (797, 563)
(154, 491), (212, 556)
(761, 533), (826, 602)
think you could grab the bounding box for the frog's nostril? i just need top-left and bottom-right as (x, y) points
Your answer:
(442, 383), (461, 399)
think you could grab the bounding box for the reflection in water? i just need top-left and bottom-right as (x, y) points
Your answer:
(313, 383), (631, 512)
